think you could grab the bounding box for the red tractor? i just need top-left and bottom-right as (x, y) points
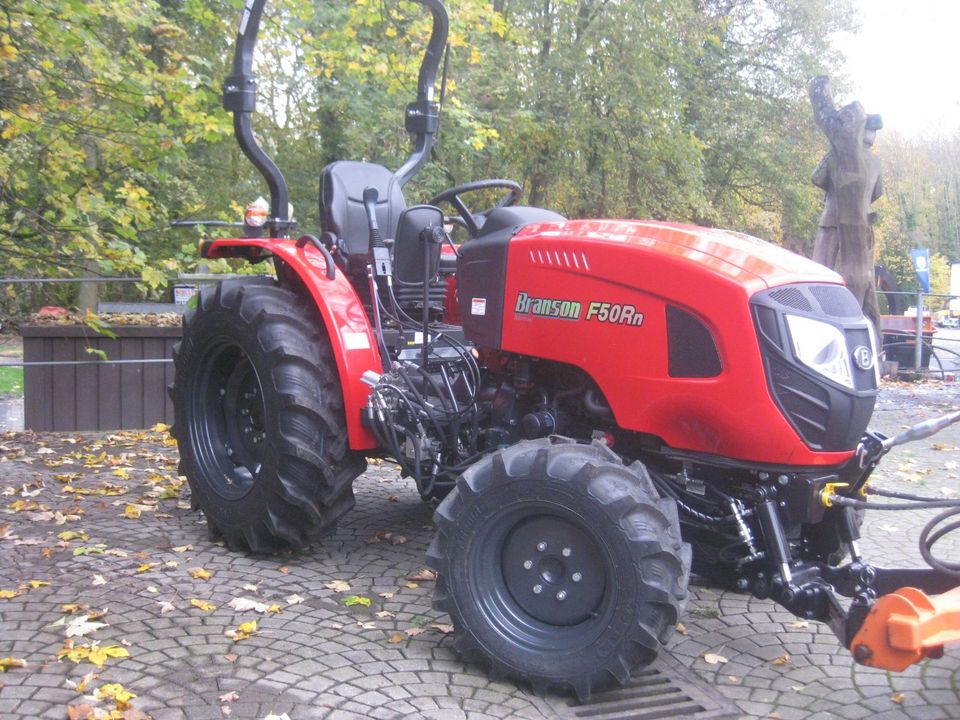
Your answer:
(172, 0), (960, 699)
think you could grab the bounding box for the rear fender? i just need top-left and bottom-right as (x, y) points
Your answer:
(206, 237), (381, 450)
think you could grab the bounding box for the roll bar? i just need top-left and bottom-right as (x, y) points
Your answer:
(221, 0), (449, 236)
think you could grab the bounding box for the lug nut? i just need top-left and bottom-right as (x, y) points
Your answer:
(532, 584), (543, 594)
(556, 590), (567, 601)
(562, 547), (572, 557)
(537, 542), (547, 552)
(572, 572), (582, 583)
(523, 560), (533, 570)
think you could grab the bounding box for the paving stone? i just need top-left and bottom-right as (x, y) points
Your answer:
(2, 383), (960, 719)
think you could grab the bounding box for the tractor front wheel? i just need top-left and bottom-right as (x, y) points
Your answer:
(171, 279), (365, 552)
(427, 437), (690, 700)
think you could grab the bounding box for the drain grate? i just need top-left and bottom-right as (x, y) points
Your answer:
(544, 654), (740, 720)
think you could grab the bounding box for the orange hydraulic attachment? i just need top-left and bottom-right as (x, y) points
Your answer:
(849, 586), (960, 671)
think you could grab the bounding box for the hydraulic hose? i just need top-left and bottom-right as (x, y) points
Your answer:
(829, 494), (960, 579)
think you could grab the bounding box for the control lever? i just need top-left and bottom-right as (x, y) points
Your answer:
(363, 187), (392, 277)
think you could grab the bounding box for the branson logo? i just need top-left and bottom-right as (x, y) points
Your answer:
(514, 291), (582, 320)
(852, 345), (874, 371)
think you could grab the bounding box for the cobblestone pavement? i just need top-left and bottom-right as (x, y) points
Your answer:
(0, 380), (958, 719)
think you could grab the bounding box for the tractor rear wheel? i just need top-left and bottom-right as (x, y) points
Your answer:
(171, 279), (365, 552)
(427, 437), (690, 701)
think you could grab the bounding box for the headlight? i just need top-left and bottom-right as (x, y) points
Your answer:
(785, 314), (853, 389)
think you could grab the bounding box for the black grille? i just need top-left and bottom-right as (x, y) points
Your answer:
(769, 287), (812, 312)
(768, 359), (831, 447)
(810, 285), (863, 318)
(666, 306), (722, 378)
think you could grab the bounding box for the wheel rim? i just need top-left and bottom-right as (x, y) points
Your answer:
(469, 502), (615, 652)
(189, 339), (266, 500)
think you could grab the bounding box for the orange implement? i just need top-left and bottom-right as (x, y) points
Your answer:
(850, 586), (960, 671)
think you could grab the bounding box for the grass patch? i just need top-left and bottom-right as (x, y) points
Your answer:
(0, 366), (23, 395)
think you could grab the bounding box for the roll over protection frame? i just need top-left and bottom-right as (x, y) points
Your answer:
(222, 0), (450, 237)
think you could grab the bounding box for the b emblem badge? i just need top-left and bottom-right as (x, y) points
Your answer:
(852, 345), (873, 371)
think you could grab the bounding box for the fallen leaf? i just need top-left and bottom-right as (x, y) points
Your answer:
(431, 623), (454, 634)
(219, 691), (239, 704)
(228, 597), (271, 614)
(357, 620), (376, 630)
(21, 580), (49, 589)
(788, 621), (809, 629)
(188, 567), (212, 581)
(404, 582), (419, 589)
(0, 657), (26, 672)
(67, 703), (95, 720)
(171, 544), (193, 553)
(65, 615), (109, 638)
(891, 693), (906, 704)
(96, 682), (137, 710)
(387, 633), (404, 644)
(190, 599), (216, 611)
(242, 583), (260, 593)
(324, 580), (351, 593)
(406, 568), (437, 582)
(122, 504), (141, 519)
(405, 627), (426, 637)
(378, 592), (395, 600)
(375, 610), (396, 619)
(226, 620), (258, 641)
(0, 590), (21, 599)
(157, 601), (175, 615)
(342, 595), (371, 607)
(278, 566), (289, 574)
(702, 652), (729, 665)
(135, 563), (156, 574)
(57, 641), (129, 668)
(58, 530), (89, 542)
(390, 535), (407, 545)
(224, 654), (238, 663)
(92, 574), (106, 586)
(772, 654), (791, 666)
(285, 594), (305, 605)
(726, 675), (742, 684)
(675, 622), (688, 635)
(66, 670), (98, 693)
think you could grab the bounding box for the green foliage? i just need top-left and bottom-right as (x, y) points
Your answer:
(0, 366), (23, 396)
(17, 0), (958, 311)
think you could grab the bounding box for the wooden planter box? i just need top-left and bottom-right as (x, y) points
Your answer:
(21, 325), (181, 432)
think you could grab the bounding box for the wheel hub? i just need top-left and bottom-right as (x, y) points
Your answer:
(192, 343), (267, 500)
(501, 515), (605, 626)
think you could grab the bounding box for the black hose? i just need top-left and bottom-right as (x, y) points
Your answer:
(831, 496), (960, 510)
(919, 508), (960, 577)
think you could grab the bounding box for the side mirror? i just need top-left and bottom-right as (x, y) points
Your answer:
(393, 205), (445, 285)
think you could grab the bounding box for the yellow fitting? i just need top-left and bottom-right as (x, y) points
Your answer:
(820, 482), (849, 508)
(858, 482), (870, 499)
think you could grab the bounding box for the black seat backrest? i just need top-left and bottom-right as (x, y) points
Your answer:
(320, 161), (406, 259)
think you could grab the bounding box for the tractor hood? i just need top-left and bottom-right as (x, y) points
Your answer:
(522, 219), (841, 293)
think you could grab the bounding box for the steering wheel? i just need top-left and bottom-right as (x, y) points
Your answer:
(428, 179), (522, 238)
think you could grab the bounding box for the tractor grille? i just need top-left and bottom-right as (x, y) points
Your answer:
(751, 283), (877, 452)
(810, 284), (863, 318)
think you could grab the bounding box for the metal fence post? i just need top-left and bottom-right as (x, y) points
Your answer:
(915, 291), (924, 371)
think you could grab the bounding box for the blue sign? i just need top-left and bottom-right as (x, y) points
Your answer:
(911, 248), (931, 293)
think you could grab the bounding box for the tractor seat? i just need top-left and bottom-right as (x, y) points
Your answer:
(320, 161), (407, 263)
